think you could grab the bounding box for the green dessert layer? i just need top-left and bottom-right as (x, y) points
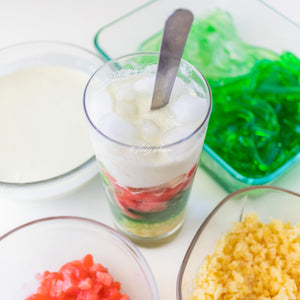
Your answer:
(206, 52), (300, 177)
(107, 187), (191, 238)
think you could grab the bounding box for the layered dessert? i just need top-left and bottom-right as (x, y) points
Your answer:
(86, 62), (210, 239)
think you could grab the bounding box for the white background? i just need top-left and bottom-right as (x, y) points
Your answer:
(0, 1), (299, 299)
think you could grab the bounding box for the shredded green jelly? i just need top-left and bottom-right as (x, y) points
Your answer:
(139, 9), (300, 178)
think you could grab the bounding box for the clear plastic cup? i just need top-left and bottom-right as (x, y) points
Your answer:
(84, 52), (212, 243)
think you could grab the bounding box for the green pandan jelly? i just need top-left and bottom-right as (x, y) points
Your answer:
(139, 9), (300, 179)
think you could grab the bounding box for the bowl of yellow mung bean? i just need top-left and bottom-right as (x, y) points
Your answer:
(177, 185), (300, 300)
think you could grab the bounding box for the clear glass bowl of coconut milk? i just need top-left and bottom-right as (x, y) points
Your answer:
(0, 41), (104, 200)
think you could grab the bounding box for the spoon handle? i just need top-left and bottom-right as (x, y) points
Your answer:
(151, 9), (194, 110)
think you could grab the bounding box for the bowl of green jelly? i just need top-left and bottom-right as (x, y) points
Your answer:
(94, 0), (300, 192)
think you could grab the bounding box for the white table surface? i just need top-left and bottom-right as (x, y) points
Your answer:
(0, 1), (299, 299)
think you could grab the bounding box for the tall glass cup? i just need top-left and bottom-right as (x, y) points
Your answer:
(84, 52), (212, 243)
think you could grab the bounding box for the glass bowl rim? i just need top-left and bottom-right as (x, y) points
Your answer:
(202, 144), (300, 185)
(0, 40), (101, 188)
(0, 215), (141, 250)
(94, 0), (300, 61)
(83, 51), (212, 150)
(176, 185), (300, 299)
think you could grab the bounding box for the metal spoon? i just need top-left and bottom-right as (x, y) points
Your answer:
(151, 9), (194, 110)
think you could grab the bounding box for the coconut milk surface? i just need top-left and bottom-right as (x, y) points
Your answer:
(0, 65), (93, 183)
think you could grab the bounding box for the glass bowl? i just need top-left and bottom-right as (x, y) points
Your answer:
(0, 216), (159, 300)
(94, 0), (300, 192)
(177, 185), (300, 300)
(0, 41), (105, 200)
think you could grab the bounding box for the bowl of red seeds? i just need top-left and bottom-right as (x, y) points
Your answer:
(0, 216), (159, 300)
